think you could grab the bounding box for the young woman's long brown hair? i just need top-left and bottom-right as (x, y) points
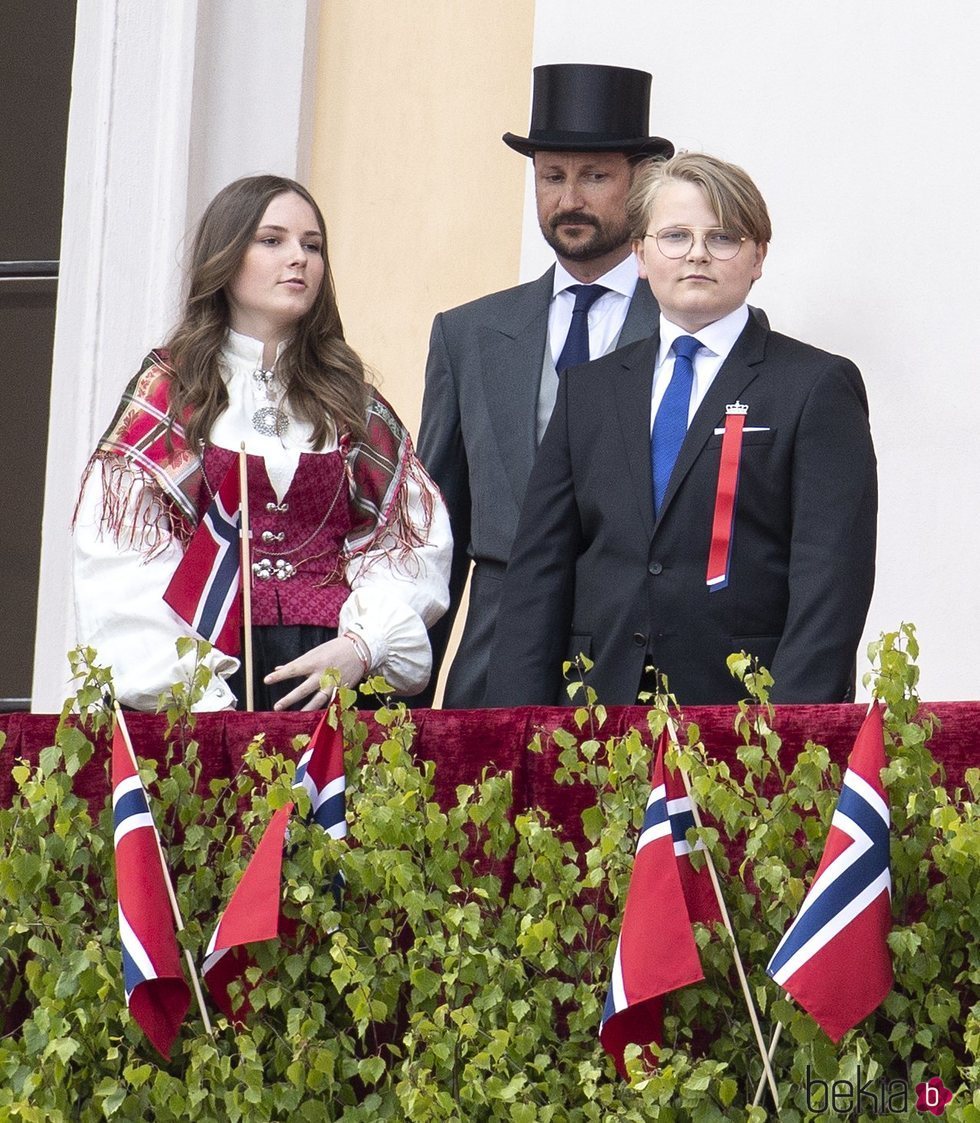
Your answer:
(164, 175), (369, 451)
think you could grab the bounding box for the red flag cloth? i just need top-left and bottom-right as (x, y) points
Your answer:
(202, 706), (347, 1020)
(162, 460), (241, 655)
(201, 803), (293, 1020)
(111, 726), (190, 1059)
(600, 733), (722, 1078)
(766, 703), (893, 1041)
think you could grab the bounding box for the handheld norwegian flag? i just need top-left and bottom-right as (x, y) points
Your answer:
(202, 704), (347, 1020)
(600, 732), (723, 1078)
(766, 702), (893, 1041)
(163, 460), (241, 655)
(111, 725), (190, 1059)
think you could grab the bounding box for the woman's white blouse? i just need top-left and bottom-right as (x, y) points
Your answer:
(73, 331), (451, 710)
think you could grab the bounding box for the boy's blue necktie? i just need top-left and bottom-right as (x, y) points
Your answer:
(652, 335), (701, 515)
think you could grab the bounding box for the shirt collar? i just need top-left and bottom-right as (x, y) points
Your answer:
(224, 328), (290, 370)
(552, 253), (640, 300)
(657, 304), (750, 365)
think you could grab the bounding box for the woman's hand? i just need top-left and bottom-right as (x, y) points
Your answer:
(263, 636), (365, 711)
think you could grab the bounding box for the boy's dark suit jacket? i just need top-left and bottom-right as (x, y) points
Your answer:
(484, 311), (877, 707)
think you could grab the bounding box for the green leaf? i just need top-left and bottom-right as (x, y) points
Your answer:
(358, 1056), (385, 1084)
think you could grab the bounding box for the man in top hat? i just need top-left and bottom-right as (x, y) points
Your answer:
(417, 63), (673, 708)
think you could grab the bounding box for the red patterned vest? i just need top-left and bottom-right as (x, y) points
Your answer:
(201, 447), (352, 626)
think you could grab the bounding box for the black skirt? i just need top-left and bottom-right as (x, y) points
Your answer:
(227, 624), (337, 712)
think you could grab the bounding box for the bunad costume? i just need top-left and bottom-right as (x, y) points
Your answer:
(74, 330), (451, 710)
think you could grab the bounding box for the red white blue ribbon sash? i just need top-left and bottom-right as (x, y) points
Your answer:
(706, 402), (748, 591)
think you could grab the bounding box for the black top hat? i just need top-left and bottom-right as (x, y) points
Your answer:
(502, 63), (674, 159)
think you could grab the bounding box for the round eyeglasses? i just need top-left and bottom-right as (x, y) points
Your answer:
(645, 226), (747, 261)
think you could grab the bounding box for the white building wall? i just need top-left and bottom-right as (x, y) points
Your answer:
(526, 0), (980, 701)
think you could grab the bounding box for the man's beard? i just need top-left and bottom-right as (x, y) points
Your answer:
(540, 210), (631, 262)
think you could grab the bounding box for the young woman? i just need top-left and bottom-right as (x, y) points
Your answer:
(74, 175), (451, 711)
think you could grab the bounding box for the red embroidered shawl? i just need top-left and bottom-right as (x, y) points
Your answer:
(81, 350), (433, 562)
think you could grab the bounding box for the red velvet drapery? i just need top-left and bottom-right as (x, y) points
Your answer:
(2, 705), (974, 840)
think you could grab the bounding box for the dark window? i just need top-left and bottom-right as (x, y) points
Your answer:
(0, 1), (77, 709)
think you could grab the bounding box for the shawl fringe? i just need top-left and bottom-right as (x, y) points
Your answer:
(74, 453), (193, 560)
(342, 390), (435, 576)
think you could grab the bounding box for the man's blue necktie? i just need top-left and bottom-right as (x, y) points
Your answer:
(652, 334), (701, 515)
(556, 284), (609, 374)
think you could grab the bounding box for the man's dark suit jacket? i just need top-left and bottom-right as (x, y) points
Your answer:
(416, 267), (660, 708)
(484, 312), (877, 707)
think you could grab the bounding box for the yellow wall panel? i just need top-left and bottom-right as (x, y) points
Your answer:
(310, 1), (535, 434)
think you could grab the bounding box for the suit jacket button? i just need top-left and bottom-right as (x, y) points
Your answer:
(648, 561), (663, 575)
(632, 632), (647, 646)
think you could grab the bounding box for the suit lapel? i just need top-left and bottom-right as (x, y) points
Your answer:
(656, 313), (769, 525)
(612, 333), (660, 542)
(618, 280), (659, 346)
(478, 269), (661, 514)
(481, 268), (553, 505)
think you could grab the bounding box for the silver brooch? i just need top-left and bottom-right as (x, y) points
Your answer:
(251, 405), (290, 437)
(251, 366), (289, 437)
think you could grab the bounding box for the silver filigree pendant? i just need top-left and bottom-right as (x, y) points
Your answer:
(251, 406), (290, 438)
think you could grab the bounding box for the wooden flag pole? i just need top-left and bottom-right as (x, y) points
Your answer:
(238, 444), (254, 712)
(114, 703), (214, 1036)
(752, 1022), (783, 1107)
(666, 718), (780, 1112)
(751, 694), (882, 1107)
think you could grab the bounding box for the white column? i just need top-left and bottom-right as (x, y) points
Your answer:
(32, 0), (319, 712)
